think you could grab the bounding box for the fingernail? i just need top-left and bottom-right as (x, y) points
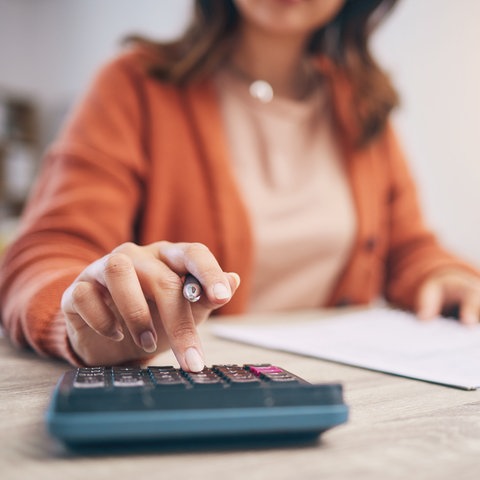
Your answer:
(417, 308), (434, 321)
(185, 347), (204, 372)
(229, 272), (241, 288)
(213, 283), (231, 300)
(139, 331), (157, 353)
(111, 330), (124, 341)
(463, 314), (477, 325)
(417, 310), (429, 321)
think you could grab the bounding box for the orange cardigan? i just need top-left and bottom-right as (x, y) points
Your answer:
(0, 49), (474, 363)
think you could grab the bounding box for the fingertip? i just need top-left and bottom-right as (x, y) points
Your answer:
(459, 309), (479, 325)
(416, 300), (437, 320)
(228, 272), (241, 290)
(416, 281), (442, 321)
(110, 329), (124, 342)
(462, 316), (477, 326)
(139, 330), (157, 353)
(416, 308), (434, 322)
(184, 347), (205, 372)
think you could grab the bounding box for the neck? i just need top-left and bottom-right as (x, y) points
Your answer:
(231, 25), (312, 100)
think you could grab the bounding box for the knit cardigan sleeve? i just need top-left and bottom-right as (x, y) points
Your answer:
(380, 124), (479, 309)
(0, 52), (147, 362)
(319, 55), (480, 310)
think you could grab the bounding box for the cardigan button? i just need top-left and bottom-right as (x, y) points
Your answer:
(364, 237), (377, 252)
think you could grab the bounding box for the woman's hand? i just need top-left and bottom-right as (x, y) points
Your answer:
(416, 268), (480, 324)
(61, 241), (240, 370)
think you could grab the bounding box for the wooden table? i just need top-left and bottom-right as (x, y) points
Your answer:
(1, 310), (480, 480)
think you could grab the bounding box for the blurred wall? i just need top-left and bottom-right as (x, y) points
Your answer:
(0, 0), (193, 146)
(373, 0), (480, 267)
(0, 0), (479, 264)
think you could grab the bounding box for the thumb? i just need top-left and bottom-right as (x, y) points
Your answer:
(416, 279), (443, 321)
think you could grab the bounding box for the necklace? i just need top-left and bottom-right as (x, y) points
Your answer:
(227, 60), (318, 104)
(249, 80), (274, 103)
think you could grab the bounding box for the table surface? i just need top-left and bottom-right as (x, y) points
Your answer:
(1, 309), (480, 480)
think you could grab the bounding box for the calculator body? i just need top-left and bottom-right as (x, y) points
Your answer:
(46, 364), (348, 447)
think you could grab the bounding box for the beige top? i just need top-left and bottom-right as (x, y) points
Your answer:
(217, 68), (357, 311)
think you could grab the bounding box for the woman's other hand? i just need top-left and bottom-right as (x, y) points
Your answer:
(416, 268), (480, 324)
(61, 241), (240, 370)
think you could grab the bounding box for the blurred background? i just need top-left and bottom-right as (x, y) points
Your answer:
(0, 0), (479, 265)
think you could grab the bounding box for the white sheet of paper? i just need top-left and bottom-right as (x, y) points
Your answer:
(211, 308), (480, 390)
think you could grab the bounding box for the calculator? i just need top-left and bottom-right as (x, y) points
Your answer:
(46, 364), (348, 447)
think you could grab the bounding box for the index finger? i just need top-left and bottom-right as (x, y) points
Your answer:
(136, 259), (206, 372)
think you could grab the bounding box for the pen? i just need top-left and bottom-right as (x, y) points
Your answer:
(183, 274), (202, 302)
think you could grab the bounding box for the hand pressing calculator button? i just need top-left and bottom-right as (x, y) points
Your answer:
(46, 364), (348, 447)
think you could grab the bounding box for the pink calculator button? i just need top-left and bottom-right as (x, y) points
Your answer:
(249, 366), (284, 376)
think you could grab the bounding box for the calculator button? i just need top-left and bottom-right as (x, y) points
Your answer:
(73, 376), (105, 388)
(248, 365), (284, 375)
(263, 375), (298, 383)
(150, 375), (188, 387)
(113, 378), (145, 387)
(148, 367), (189, 387)
(183, 369), (225, 387)
(153, 378), (188, 387)
(247, 365), (300, 383)
(76, 367), (106, 376)
(213, 365), (261, 386)
(112, 367), (145, 387)
(227, 376), (261, 385)
(73, 368), (106, 388)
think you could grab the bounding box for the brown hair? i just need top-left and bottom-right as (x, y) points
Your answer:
(127, 0), (400, 147)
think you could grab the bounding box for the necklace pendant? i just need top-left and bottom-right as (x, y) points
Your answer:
(249, 80), (274, 103)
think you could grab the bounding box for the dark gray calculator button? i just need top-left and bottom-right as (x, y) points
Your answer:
(73, 376), (105, 388)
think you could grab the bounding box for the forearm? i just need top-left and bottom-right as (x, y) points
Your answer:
(0, 226), (108, 362)
(0, 259), (79, 361)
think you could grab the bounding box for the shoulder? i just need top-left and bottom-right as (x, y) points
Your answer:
(70, 45), (188, 124)
(92, 45), (161, 88)
(90, 45), (213, 105)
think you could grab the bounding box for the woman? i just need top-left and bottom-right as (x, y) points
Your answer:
(1, 0), (479, 371)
